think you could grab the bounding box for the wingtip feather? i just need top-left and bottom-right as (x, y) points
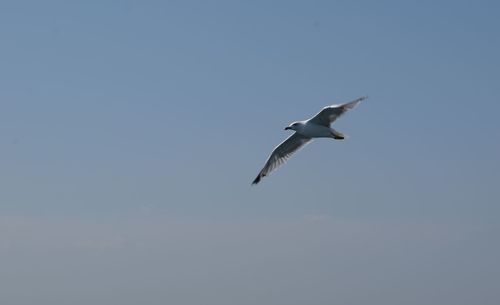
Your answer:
(346, 96), (368, 108)
(252, 175), (261, 185)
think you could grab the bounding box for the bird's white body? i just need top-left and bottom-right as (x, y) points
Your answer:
(291, 121), (338, 138)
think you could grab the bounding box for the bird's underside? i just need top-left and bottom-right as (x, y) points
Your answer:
(252, 96), (366, 185)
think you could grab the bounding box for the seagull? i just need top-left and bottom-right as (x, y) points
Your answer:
(252, 96), (367, 185)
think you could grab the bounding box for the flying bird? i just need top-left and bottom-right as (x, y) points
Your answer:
(252, 96), (367, 185)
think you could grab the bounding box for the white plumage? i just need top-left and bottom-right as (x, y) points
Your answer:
(252, 96), (366, 185)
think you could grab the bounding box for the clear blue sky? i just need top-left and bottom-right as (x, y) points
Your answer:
(1, 1), (499, 304)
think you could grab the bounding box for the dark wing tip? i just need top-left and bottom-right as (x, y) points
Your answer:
(344, 96), (367, 109)
(251, 174), (262, 185)
(357, 96), (368, 104)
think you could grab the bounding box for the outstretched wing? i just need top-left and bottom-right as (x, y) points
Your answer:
(308, 96), (367, 127)
(252, 133), (312, 184)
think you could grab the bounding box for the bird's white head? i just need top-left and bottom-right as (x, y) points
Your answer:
(284, 121), (304, 131)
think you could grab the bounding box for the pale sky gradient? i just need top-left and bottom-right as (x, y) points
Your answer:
(1, 1), (499, 304)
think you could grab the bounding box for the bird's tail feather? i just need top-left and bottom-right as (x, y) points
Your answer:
(331, 129), (347, 140)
